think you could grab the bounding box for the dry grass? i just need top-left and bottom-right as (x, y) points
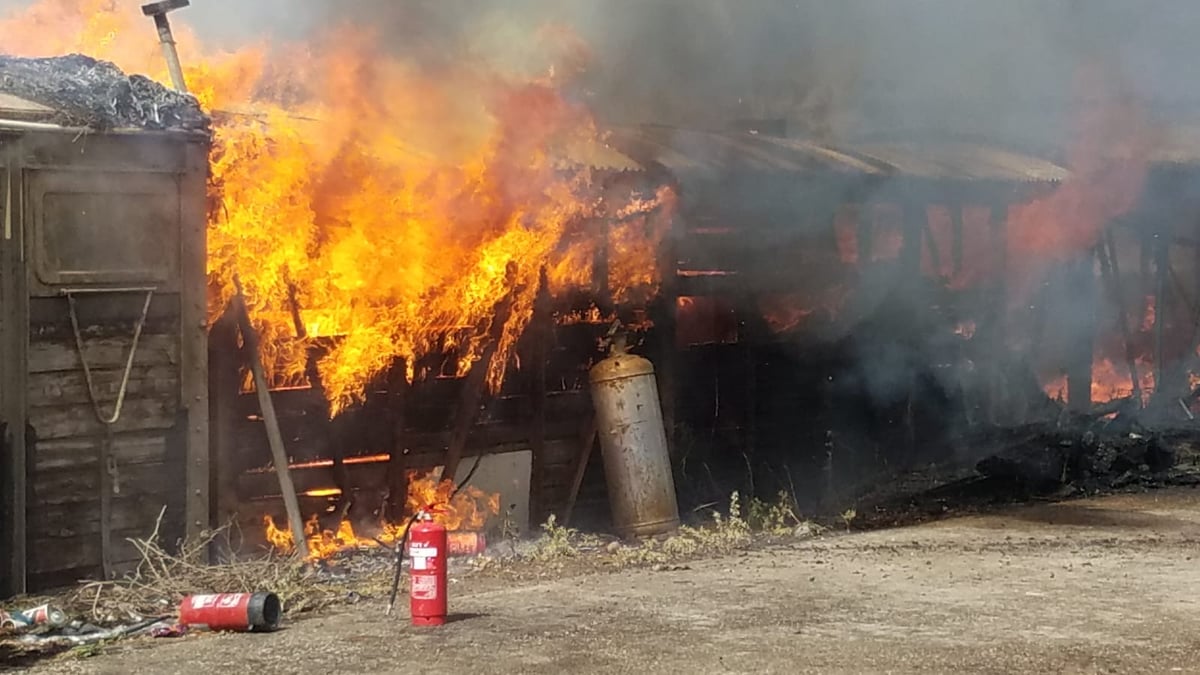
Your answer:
(506, 491), (825, 571)
(0, 510), (394, 665)
(53, 509), (363, 625)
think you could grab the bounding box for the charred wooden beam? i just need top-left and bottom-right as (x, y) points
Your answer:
(591, 218), (613, 315)
(286, 282), (348, 529)
(4, 183), (31, 592)
(1065, 251), (1097, 415)
(1090, 395), (1137, 419)
(657, 201), (682, 458)
(529, 268), (551, 528)
(1158, 255), (1194, 408)
(440, 274), (520, 484)
(1154, 231), (1167, 406)
(179, 142), (210, 547)
(1097, 231), (1142, 405)
(207, 302), (242, 553)
(384, 359), (409, 521)
(232, 276), (307, 557)
(1182, 245), (1200, 385)
(1169, 263), (1196, 323)
(738, 293), (769, 466)
(901, 200), (926, 464)
(562, 415), (598, 527)
(923, 222), (943, 279)
(987, 203), (1010, 423)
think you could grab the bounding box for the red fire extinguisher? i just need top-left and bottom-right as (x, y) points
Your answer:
(178, 592), (282, 632)
(408, 511), (448, 626)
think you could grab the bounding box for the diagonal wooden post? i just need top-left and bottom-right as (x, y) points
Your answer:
(232, 275), (307, 557)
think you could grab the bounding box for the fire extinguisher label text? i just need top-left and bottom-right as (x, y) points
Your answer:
(190, 594), (217, 608)
(412, 574), (438, 600)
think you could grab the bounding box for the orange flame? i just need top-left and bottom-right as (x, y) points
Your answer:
(1005, 67), (1154, 306)
(264, 470), (501, 559)
(1041, 356), (1156, 407)
(1141, 295), (1157, 333)
(0, 2), (674, 415)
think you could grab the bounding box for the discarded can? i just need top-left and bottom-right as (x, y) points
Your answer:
(150, 622), (189, 638)
(0, 610), (16, 631)
(178, 592), (282, 632)
(15, 603), (68, 628)
(447, 531), (486, 556)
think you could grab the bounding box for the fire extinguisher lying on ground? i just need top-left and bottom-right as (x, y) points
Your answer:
(179, 592), (282, 632)
(408, 511), (448, 626)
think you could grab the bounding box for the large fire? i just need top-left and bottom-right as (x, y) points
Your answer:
(264, 470), (500, 559)
(1015, 70), (1157, 407)
(0, 0), (672, 414)
(0, 0), (670, 558)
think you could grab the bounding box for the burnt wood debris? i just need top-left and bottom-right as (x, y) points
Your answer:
(0, 54), (208, 131)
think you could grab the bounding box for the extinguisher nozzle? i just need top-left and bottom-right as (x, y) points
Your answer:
(247, 592), (283, 632)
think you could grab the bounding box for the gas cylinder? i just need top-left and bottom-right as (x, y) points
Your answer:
(408, 514), (448, 626)
(589, 344), (681, 538)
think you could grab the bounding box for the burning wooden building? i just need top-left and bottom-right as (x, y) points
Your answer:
(604, 125), (1073, 507)
(208, 113), (1200, 563)
(0, 55), (211, 595)
(5, 4), (1200, 596)
(206, 136), (673, 558)
(603, 122), (1200, 510)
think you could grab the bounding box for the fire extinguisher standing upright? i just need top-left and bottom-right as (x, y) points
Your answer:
(408, 511), (448, 626)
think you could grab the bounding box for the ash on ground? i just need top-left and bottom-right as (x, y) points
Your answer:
(852, 415), (1200, 528)
(0, 54), (209, 132)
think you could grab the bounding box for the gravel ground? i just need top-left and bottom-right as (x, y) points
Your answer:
(21, 488), (1200, 674)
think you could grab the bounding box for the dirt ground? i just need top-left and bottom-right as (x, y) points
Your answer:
(21, 488), (1200, 674)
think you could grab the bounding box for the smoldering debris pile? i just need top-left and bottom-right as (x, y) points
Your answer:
(975, 422), (1197, 493)
(0, 54), (209, 132)
(850, 411), (1200, 528)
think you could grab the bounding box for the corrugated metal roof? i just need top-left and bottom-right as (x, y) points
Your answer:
(1151, 125), (1200, 165)
(845, 141), (1069, 183)
(564, 134), (643, 172)
(604, 124), (1070, 184)
(606, 125), (867, 175)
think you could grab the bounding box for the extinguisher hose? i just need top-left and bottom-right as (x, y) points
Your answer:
(384, 452), (487, 616)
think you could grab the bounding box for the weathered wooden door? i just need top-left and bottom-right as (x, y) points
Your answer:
(22, 165), (187, 587)
(1, 158), (28, 596)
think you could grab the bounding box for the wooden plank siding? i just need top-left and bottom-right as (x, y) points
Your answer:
(2, 127), (209, 595)
(229, 432), (607, 555)
(23, 233), (188, 584)
(221, 315), (620, 551)
(24, 321), (185, 581)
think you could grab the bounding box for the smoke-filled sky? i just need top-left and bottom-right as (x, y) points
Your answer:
(164, 0), (1200, 143)
(3, 0), (1199, 141)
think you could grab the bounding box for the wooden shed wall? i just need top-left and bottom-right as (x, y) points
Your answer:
(4, 131), (209, 592)
(211, 315), (621, 555)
